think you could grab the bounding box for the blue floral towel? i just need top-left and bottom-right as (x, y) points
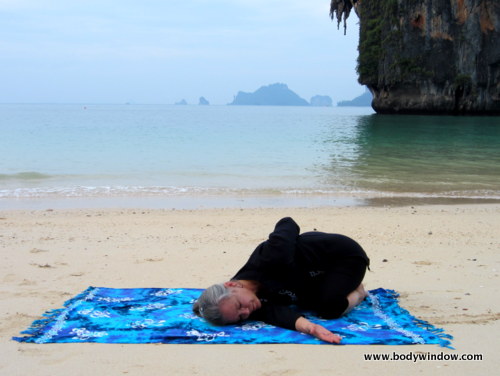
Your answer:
(13, 287), (452, 347)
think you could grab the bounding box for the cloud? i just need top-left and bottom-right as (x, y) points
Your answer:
(0, 0), (362, 104)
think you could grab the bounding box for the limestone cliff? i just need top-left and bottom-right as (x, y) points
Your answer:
(331, 0), (500, 115)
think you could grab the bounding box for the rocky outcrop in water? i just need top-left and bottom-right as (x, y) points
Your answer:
(310, 95), (333, 106)
(337, 89), (372, 107)
(331, 0), (500, 115)
(228, 83), (309, 106)
(199, 97), (210, 105)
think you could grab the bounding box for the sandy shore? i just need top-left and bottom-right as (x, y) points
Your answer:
(1, 204), (499, 375)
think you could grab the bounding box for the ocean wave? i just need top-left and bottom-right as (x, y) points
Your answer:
(1, 185), (499, 200)
(0, 172), (54, 181)
(0, 185), (241, 199)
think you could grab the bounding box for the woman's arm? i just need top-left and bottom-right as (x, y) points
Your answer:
(295, 317), (341, 344)
(233, 217), (300, 279)
(261, 217), (300, 265)
(251, 303), (341, 343)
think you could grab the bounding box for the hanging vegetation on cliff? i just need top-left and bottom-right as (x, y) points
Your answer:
(329, 0), (358, 35)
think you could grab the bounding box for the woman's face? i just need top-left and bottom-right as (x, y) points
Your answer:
(218, 287), (261, 324)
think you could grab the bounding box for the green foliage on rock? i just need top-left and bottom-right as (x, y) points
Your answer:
(357, 0), (399, 84)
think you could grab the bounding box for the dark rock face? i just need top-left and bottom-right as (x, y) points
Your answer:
(352, 0), (500, 115)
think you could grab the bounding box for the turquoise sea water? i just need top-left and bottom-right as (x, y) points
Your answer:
(0, 104), (499, 208)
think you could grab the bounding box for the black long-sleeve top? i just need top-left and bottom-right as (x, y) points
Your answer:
(231, 217), (369, 330)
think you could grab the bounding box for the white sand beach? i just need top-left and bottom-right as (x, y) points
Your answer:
(1, 204), (499, 375)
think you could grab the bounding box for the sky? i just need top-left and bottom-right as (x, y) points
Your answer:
(0, 0), (364, 105)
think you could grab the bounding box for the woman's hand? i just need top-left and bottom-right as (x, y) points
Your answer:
(295, 317), (341, 344)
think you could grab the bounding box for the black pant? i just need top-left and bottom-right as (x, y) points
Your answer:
(304, 256), (368, 319)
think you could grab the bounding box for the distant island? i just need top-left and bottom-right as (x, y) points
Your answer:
(310, 95), (333, 107)
(175, 99), (188, 105)
(228, 83), (309, 106)
(199, 97), (209, 105)
(337, 89), (373, 107)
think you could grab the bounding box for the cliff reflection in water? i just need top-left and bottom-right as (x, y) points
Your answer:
(323, 114), (500, 198)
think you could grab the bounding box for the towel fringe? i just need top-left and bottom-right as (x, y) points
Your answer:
(410, 316), (454, 349)
(384, 288), (454, 349)
(12, 286), (97, 343)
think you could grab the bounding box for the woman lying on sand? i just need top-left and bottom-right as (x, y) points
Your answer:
(193, 217), (370, 343)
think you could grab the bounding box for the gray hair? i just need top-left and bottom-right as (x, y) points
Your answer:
(192, 283), (232, 325)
